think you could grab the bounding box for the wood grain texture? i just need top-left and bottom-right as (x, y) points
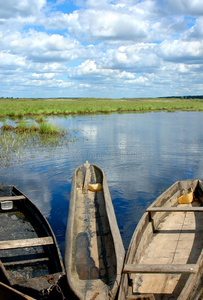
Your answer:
(0, 195), (26, 202)
(118, 179), (203, 300)
(123, 264), (198, 274)
(0, 236), (54, 250)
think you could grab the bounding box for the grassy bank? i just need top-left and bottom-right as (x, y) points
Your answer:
(0, 97), (203, 118)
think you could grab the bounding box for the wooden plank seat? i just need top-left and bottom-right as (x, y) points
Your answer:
(123, 264), (198, 274)
(0, 237), (54, 250)
(0, 196), (26, 202)
(4, 257), (49, 267)
(147, 207), (203, 212)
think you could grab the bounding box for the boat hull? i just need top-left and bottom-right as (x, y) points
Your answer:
(0, 185), (65, 299)
(118, 179), (203, 300)
(64, 162), (125, 300)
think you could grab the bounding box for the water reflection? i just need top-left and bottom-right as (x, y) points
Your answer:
(0, 111), (203, 253)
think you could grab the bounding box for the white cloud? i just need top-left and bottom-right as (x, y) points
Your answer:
(0, 0), (46, 18)
(0, 52), (26, 70)
(0, 29), (82, 63)
(165, 0), (203, 16)
(124, 76), (149, 85)
(184, 17), (203, 40)
(69, 59), (118, 81)
(87, 10), (147, 41)
(102, 44), (161, 74)
(54, 3), (150, 41)
(31, 72), (56, 79)
(158, 40), (203, 63)
(0, 0), (202, 98)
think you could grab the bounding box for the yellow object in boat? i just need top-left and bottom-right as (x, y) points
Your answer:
(88, 183), (103, 192)
(178, 192), (193, 204)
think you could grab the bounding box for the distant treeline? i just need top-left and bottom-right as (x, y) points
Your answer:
(161, 96), (203, 99)
(1, 96), (203, 100)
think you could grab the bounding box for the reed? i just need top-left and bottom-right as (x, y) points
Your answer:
(0, 128), (69, 168)
(38, 122), (59, 134)
(36, 115), (45, 123)
(1, 120), (59, 135)
(0, 132), (28, 168)
(17, 120), (28, 131)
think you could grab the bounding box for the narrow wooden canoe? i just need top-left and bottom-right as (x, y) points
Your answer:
(64, 161), (125, 300)
(0, 185), (65, 299)
(118, 179), (203, 300)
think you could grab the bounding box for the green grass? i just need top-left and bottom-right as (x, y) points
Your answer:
(38, 122), (59, 134)
(1, 119), (60, 135)
(0, 97), (202, 118)
(36, 115), (45, 123)
(17, 120), (28, 131)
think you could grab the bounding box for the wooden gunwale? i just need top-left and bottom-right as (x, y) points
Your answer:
(0, 281), (36, 300)
(118, 179), (203, 300)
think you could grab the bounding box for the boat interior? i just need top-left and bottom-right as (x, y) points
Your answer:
(122, 180), (203, 300)
(0, 185), (62, 293)
(70, 162), (118, 298)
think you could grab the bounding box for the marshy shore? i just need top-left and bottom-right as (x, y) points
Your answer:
(0, 97), (203, 118)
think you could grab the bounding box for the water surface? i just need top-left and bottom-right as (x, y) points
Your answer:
(0, 111), (203, 254)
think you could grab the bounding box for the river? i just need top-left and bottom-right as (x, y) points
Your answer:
(0, 111), (203, 255)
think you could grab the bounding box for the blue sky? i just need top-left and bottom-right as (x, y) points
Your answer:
(0, 0), (203, 98)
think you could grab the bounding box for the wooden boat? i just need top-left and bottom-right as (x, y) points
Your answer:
(64, 161), (125, 300)
(0, 281), (36, 300)
(118, 179), (203, 300)
(0, 185), (65, 299)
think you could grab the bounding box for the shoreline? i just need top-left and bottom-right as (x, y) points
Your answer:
(0, 98), (203, 118)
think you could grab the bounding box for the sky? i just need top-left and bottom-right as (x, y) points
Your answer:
(0, 0), (203, 98)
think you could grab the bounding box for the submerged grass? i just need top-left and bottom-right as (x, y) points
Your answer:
(0, 128), (71, 168)
(0, 118), (66, 168)
(0, 97), (203, 118)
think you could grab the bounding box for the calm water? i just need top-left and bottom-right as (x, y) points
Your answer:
(0, 111), (203, 255)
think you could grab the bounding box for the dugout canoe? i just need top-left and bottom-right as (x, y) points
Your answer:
(118, 179), (203, 300)
(0, 185), (65, 299)
(64, 161), (125, 300)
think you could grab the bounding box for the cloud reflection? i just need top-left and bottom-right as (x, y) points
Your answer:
(1, 112), (203, 252)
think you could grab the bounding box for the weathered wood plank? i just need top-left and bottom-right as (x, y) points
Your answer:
(0, 195), (26, 202)
(123, 264), (198, 274)
(4, 257), (49, 267)
(0, 237), (54, 250)
(147, 207), (203, 212)
(126, 295), (155, 300)
(0, 260), (14, 286)
(118, 180), (203, 300)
